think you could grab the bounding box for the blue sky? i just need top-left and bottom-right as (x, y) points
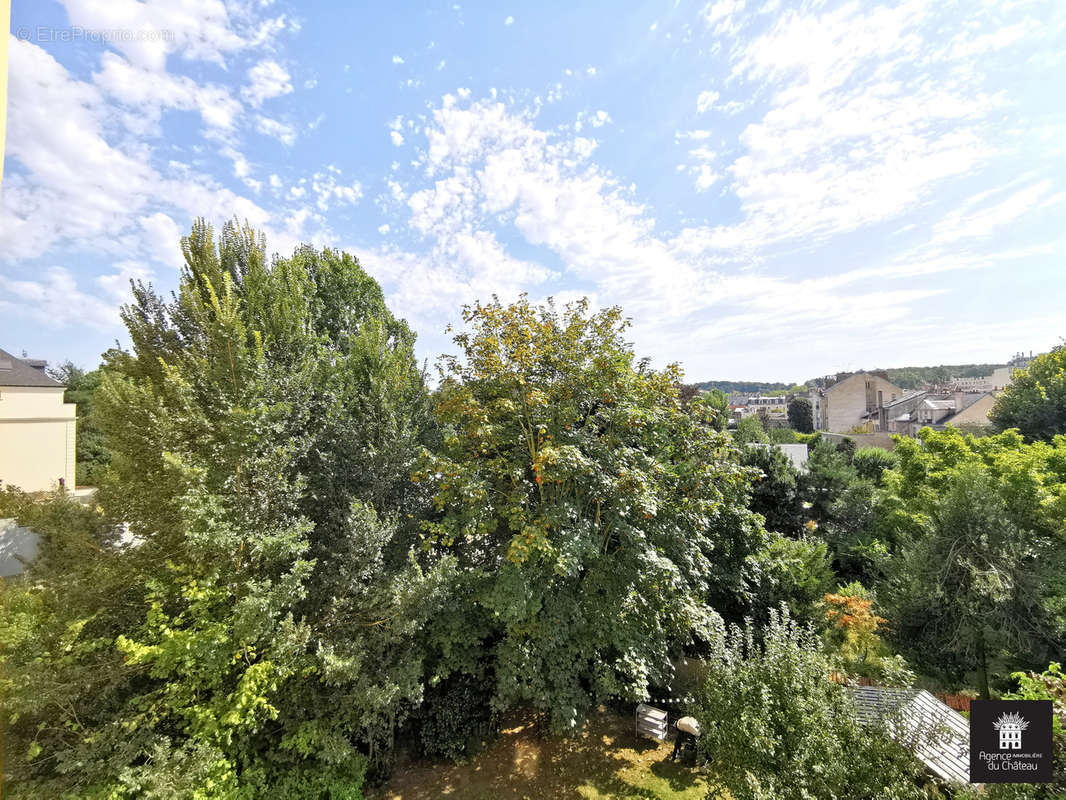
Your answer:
(2, 0), (1065, 382)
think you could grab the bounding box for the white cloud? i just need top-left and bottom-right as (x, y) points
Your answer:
(574, 109), (612, 132)
(256, 115), (298, 145)
(392, 54), (405, 64)
(677, 0), (1028, 253)
(96, 260), (155, 302)
(505, 15), (515, 25)
(695, 90), (719, 113)
(138, 212), (185, 269)
(242, 60), (293, 107)
(931, 181), (1057, 245)
(57, 0), (292, 71)
(310, 168), (363, 211)
(703, 0), (746, 34)
(94, 52), (241, 133)
(0, 267), (121, 330)
(378, 224), (390, 234)
(391, 130), (405, 146)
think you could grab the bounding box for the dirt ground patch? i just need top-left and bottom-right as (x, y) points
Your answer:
(372, 706), (708, 800)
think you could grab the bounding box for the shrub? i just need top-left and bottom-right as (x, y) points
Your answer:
(852, 447), (898, 484)
(768, 426), (798, 443)
(417, 672), (499, 762)
(694, 607), (944, 800)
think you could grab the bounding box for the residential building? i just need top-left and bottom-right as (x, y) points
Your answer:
(0, 348), (76, 492)
(881, 390), (997, 437)
(879, 390), (929, 435)
(932, 393), (997, 431)
(810, 372), (903, 433)
(948, 366), (1013, 393)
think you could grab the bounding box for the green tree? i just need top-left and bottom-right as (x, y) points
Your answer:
(741, 445), (805, 537)
(799, 438), (857, 526)
(47, 360), (110, 486)
(696, 387), (730, 431)
(884, 458), (1066, 698)
(851, 446), (897, 484)
(990, 345), (1066, 441)
(734, 413), (769, 444)
(0, 219), (443, 796)
(787, 397), (814, 433)
(416, 296), (771, 732)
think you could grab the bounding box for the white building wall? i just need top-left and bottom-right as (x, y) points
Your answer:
(0, 386), (77, 492)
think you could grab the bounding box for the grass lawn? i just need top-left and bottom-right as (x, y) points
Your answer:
(373, 706), (710, 800)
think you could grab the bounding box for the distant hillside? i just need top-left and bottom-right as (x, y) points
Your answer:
(696, 364), (1007, 395)
(694, 380), (792, 394)
(807, 364), (1005, 390)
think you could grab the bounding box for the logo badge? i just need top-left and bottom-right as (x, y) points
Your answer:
(970, 700), (1053, 783)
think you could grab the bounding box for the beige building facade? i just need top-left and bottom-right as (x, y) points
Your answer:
(0, 349), (76, 492)
(810, 373), (903, 433)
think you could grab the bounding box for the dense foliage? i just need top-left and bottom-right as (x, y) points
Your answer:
(1, 220), (444, 797)
(740, 445), (805, 538)
(990, 345), (1066, 441)
(734, 414), (769, 444)
(47, 361), (110, 486)
(787, 397), (814, 433)
(694, 380), (791, 394)
(694, 608), (940, 800)
(880, 429), (1066, 697)
(416, 297), (782, 732)
(3, 217), (1058, 797)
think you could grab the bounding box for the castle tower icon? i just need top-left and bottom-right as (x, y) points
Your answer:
(993, 711), (1029, 750)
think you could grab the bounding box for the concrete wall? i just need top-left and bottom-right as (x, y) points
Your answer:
(0, 386), (76, 492)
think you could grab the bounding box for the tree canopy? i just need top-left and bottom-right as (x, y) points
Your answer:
(881, 428), (1066, 696)
(990, 345), (1066, 441)
(416, 296), (773, 732)
(1, 219), (443, 797)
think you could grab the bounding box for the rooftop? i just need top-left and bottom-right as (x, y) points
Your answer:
(0, 348), (64, 388)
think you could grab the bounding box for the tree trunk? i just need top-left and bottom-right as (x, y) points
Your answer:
(976, 629), (991, 700)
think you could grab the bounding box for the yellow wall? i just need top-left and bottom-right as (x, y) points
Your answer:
(0, 386), (77, 491)
(949, 393), (996, 427)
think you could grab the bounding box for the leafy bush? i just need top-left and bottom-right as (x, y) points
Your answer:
(417, 673), (499, 762)
(852, 447), (898, 484)
(694, 607), (944, 800)
(743, 534), (834, 626)
(768, 426), (798, 443)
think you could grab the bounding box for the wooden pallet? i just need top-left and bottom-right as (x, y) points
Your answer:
(635, 703), (668, 742)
